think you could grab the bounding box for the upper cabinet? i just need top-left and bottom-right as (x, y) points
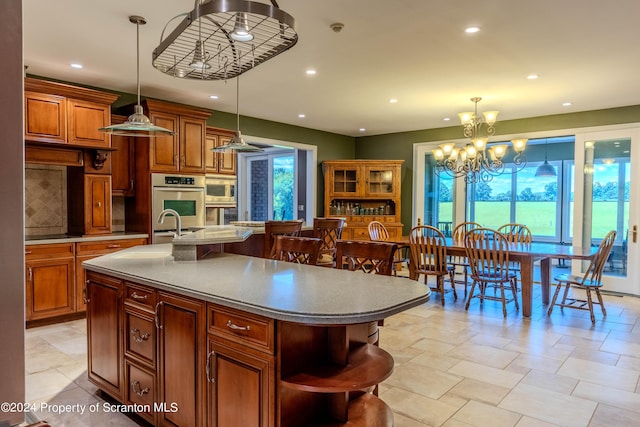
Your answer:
(110, 115), (135, 196)
(142, 100), (211, 174)
(205, 127), (236, 175)
(24, 78), (118, 148)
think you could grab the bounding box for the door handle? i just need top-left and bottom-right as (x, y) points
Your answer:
(633, 225), (637, 243)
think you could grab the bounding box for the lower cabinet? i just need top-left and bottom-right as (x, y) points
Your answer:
(25, 243), (75, 321)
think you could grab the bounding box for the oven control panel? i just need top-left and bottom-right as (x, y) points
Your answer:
(165, 176), (195, 185)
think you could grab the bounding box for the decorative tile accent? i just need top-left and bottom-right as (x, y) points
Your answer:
(25, 165), (67, 236)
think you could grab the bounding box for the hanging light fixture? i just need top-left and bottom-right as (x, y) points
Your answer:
(535, 139), (557, 177)
(153, 0), (297, 81)
(212, 66), (263, 152)
(432, 97), (528, 183)
(99, 16), (174, 137)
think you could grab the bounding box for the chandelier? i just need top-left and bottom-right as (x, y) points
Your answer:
(432, 97), (527, 183)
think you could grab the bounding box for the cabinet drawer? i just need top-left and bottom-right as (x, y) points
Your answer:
(76, 238), (146, 255)
(125, 308), (156, 368)
(208, 305), (274, 354)
(125, 283), (156, 311)
(351, 227), (370, 240)
(125, 362), (156, 424)
(25, 243), (74, 260)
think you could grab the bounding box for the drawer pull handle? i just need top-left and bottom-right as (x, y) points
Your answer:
(206, 350), (216, 383)
(131, 380), (150, 397)
(107, 244), (121, 249)
(226, 320), (251, 332)
(131, 291), (148, 300)
(155, 302), (163, 329)
(25, 250), (32, 255)
(130, 328), (150, 343)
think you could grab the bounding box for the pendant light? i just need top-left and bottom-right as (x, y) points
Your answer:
(212, 72), (263, 152)
(535, 139), (557, 177)
(99, 16), (174, 137)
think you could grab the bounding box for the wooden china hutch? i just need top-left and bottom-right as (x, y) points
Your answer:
(322, 160), (403, 239)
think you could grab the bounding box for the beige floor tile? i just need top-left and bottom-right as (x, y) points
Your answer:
(448, 360), (524, 389)
(412, 337), (457, 354)
(393, 412), (433, 427)
(557, 357), (639, 391)
(600, 336), (640, 358)
(568, 346), (620, 365)
(383, 361), (463, 399)
(441, 418), (476, 427)
(588, 403), (640, 427)
(520, 369), (578, 395)
(573, 381), (640, 414)
(515, 416), (561, 427)
(508, 353), (565, 374)
(468, 333), (512, 349)
(451, 400), (521, 427)
(410, 350), (463, 372)
(499, 383), (597, 427)
(380, 386), (461, 426)
(446, 378), (511, 405)
(557, 334), (606, 349)
(617, 355), (640, 372)
(25, 341), (78, 374)
(25, 369), (79, 402)
(446, 342), (520, 369)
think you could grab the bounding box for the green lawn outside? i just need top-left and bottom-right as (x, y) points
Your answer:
(437, 201), (627, 238)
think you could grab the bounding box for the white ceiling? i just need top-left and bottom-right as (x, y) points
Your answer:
(23, 0), (640, 137)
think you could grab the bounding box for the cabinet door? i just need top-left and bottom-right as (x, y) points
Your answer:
(328, 165), (361, 197)
(75, 254), (98, 313)
(86, 272), (123, 400)
(111, 134), (135, 196)
(84, 174), (112, 234)
(208, 339), (273, 427)
(24, 92), (66, 143)
(217, 135), (237, 175)
(205, 133), (219, 174)
(67, 99), (110, 147)
(363, 166), (397, 197)
(180, 116), (206, 173)
(25, 257), (75, 320)
(157, 292), (206, 427)
(149, 111), (179, 172)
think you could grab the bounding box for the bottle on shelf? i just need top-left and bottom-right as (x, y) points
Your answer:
(385, 201), (391, 215)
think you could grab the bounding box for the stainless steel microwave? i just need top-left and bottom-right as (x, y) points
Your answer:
(205, 175), (237, 207)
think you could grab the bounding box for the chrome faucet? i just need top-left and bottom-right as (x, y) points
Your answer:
(157, 209), (182, 238)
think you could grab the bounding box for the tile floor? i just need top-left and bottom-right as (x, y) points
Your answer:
(24, 276), (640, 427)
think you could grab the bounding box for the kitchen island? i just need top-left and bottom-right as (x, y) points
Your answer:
(83, 244), (429, 427)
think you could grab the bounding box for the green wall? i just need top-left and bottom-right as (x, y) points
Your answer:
(355, 106), (640, 233)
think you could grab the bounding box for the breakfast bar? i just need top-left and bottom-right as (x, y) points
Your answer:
(83, 244), (430, 426)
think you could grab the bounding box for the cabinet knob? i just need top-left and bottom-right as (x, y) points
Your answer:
(130, 328), (150, 343)
(96, 201), (102, 208)
(131, 380), (150, 397)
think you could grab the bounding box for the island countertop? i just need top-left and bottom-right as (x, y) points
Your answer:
(83, 243), (430, 324)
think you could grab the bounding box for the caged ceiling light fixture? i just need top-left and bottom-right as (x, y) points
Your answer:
(152, 0), (297, 81)
(99, 16), (175, 137)
(432, 97), (528, 183)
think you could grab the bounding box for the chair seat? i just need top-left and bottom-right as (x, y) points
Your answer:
(476, 270), (516, 282)
(415, 265), (454, 274)
(554, 274), (604, 288)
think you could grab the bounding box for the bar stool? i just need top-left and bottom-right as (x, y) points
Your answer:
(264, 220), (304, 259)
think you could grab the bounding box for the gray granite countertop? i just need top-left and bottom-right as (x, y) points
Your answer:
(83, 244), (430, 324)
(26, 232), (149, 245)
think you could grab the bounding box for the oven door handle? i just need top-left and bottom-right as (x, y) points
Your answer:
(154, 187), (204, 193)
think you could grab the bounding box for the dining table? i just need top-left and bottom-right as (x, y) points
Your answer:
(391, 236), (598, 318)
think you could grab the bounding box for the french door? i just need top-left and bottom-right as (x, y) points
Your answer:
(573, 128), (640, 295)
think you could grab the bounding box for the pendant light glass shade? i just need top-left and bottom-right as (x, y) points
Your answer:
(535, 139), (557, 177)
(99, 16), (174, 137)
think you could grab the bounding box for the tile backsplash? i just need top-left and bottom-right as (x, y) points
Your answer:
(25, 165), (125, 236)
(25, 165), (67, 236)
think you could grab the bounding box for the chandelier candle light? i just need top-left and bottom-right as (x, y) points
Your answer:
(433, 97), (528, 183)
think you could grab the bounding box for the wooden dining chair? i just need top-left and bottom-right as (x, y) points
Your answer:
(408, 225), (456, 306)
(313, 217), (346, 267)
(335, 240), (398, 276)
(548, 230), (616, 324)
(464, 227), (519, 317)
(273, 235), (323, 265)
(368, 220), (408, 275)
(497, 223), (532, 243)
(264, 220), (304, 259)
(449, 221), (482, 296)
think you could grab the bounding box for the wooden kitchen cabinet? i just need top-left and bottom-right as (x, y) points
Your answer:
(68, 170), (112, 235)
(86, 271), (124, 401)
(157, 291), (207, 427)
(142, 99), (211, 174)
(75, 238), (147, 312)
(322, 160), (403, 240)
(24, 78), (118, 147)
(205, 127), (237, 175)
(111, 115), (135, 196)
(25, 243), (75, 321)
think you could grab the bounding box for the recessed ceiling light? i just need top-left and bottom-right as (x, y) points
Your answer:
(305, 69), (316, 76)
(443, 117), (451, 121)
(359, 128), (366, 132)
(562, 102), (573, 106)
(527, 74), (539, 80)
(209, 95), (219, 100)
(298, 114), (305, 118)
(70, 63), (83, 69)
(465, 26), (480, 34)
(389, 98), (398, 104)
